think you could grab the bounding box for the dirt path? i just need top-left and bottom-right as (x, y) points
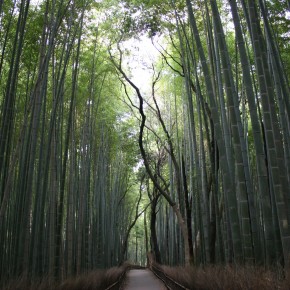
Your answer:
(123, 269), (166, 290)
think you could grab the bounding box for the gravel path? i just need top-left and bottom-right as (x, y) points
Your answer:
(123, 269), (167, 290)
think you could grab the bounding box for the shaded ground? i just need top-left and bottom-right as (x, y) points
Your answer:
(123, 269), (166, 290)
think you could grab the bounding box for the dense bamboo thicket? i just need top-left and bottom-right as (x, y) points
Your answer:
(159, 0), (290, 267)
(0, 0), (289, 286)
(0, 0), (140, 283)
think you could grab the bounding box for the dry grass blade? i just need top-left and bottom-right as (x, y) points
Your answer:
(157, 264), (290, 290)
(0, 263), (131, 290)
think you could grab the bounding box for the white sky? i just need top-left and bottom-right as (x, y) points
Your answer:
(122, 35), (160, 93)
(30, 0), (41, 5)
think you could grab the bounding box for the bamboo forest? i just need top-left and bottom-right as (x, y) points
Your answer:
(0, 0), (290, 289)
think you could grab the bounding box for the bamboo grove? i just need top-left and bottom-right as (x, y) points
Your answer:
(0, 0), (290, 284)
(0, 0), (141, 281)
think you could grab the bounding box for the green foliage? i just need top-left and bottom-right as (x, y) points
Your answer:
(265, 0), (290, 76)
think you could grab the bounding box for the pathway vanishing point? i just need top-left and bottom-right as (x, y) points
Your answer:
(123, 269), (167, 290)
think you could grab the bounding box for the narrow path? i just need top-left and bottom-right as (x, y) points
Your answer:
(123, 269), (167, 290)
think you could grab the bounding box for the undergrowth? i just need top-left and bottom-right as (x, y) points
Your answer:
(3, 262), (290, 289)
(0, 262), (131, 290)
(158, 264), (290, 290)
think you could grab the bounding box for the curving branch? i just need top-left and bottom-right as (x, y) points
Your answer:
(109, 42), (192, 265)
(109, 43), (175, 207)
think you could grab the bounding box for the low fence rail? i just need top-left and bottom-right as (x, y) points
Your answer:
(146, 253), (189, 290)
(105, 258), (189, 290)
(150, 263), (189, 290)
(104, 265), (134, 290)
